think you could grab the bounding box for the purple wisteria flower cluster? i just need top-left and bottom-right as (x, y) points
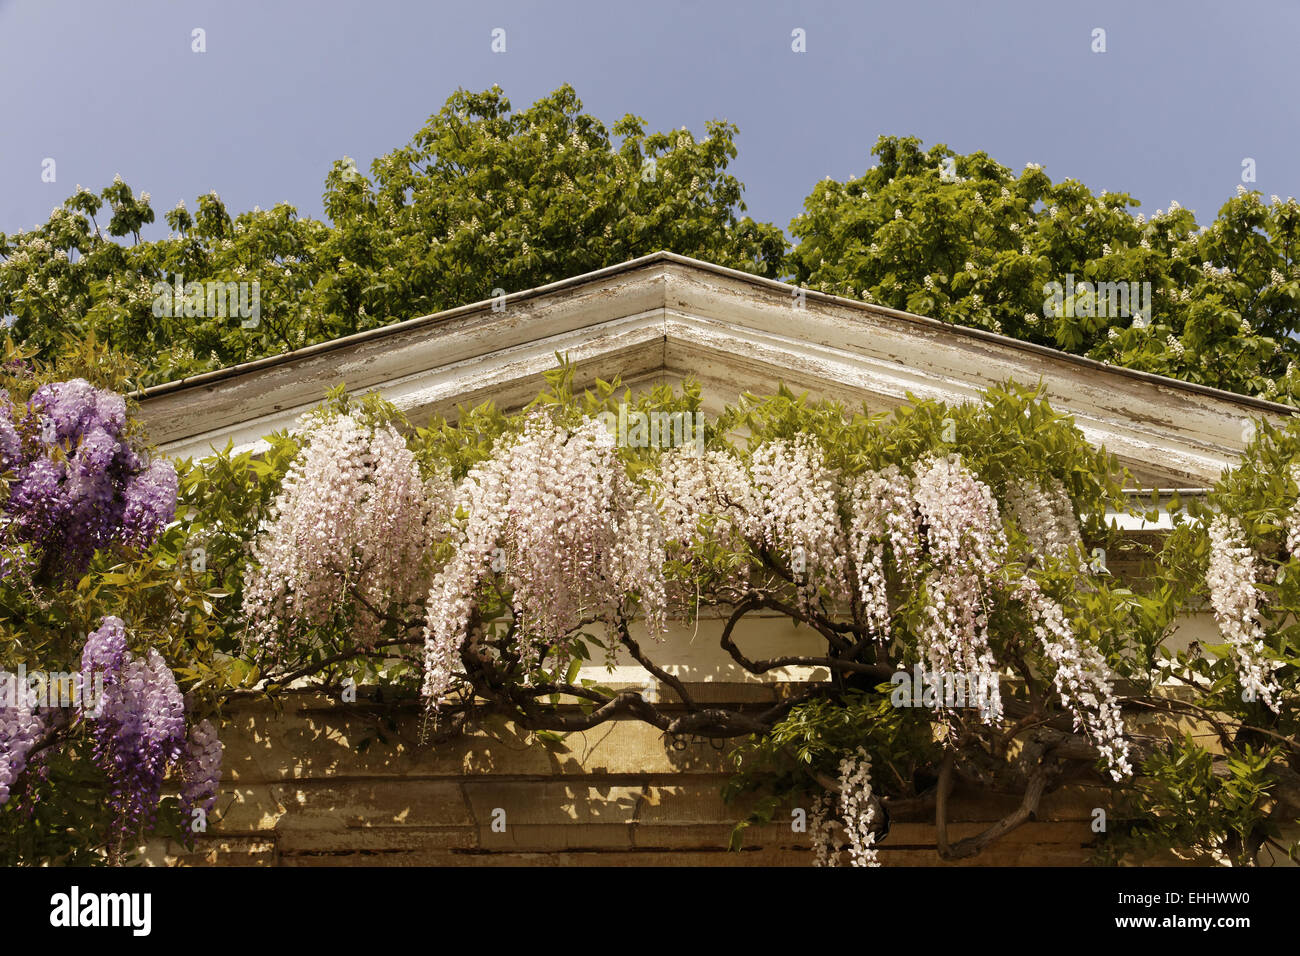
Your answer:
(77, 616), (218, 843)
(0, 697), (44, 807)
(178, 719), (223, 823)
(0, 379), (178, 581)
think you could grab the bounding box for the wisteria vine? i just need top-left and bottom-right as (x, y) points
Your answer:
(233, 392), (1142, 869)
(1, 379), (176, 582)
(0, 379), (221, 862)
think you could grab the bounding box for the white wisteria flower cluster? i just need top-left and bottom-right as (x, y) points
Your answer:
(655, 441), (1129, 776)
(656, 438), (853, 604)
(910, 454), (1010, 725)
(421, 414), (667, 704)
(1016, 577), (1131, 779)
(1205, 515), (1281, 711)
(847, 465), (918, 635)
(244, 405), (1133, 783)
(808, 791), (839, 867)
(809, 747), (880, 867)
(1006, 477), (1085, 569)
(837, 747), (880, 867)
(1286, 462), (1300, 556)
(748, 437), (850, 608)
(655, 445), (755, 549)
(244, 412), (447, 651)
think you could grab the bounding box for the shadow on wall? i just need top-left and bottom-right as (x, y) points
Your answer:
(144, 688), (1113, 867)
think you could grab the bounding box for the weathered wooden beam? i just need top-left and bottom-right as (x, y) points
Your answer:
(137, 251), (1294, 486)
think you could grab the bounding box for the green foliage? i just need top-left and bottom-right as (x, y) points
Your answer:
(724, 689), (932, 849)
(0, 182), (329, 382)
(1098, 415), (1300, 864)
(321, 85), (785, 324)
(791, 136), (1300, 403)
(1102, 735), (1284, 867)
(7, 109), (1298, 406)
(1, 85), (784, 387)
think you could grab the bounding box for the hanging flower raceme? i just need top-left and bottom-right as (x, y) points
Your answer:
(80, 613), (128, 698)
(837, 747), (880, 867)
(847, 465), (919, 635)
(178, 719), (223, 823)
(1205, 515), (1282, 711)
(3, 617), (220, 841)
(808, 791), (839, 867)
(655, 445), (757, 548)
(748, 436), (850, 608)
(658, 439), (1128, 761)
(653, 444), (760, 605)
(0, 392), (20, 470)
(1015, 577), (1131, 779)
(422, 414), (667, 705)
(79, 617), (187, 842)
(809, 747), (881, 867)
(657, 436), (851, 606)
(0, 379), (177, 582)
(1286, 462), (1300, 557)
(1006, 477), (1084, 569)
(911, 454), (1008, 724)
(0, 694), (45, 807)
(244, 411), (446, 652)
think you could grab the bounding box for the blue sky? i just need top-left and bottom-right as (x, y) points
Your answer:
(2, 0), (1298, 240)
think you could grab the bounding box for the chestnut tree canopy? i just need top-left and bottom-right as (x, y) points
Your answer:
(4, 87), (1299, 405)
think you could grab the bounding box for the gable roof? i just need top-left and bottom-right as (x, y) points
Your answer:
(136, 251), (1296, 487)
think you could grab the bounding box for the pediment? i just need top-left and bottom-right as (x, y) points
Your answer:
(137, 252), (1295, 488)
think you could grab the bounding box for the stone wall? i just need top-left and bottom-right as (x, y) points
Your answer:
(143, 688), (1147, 867)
